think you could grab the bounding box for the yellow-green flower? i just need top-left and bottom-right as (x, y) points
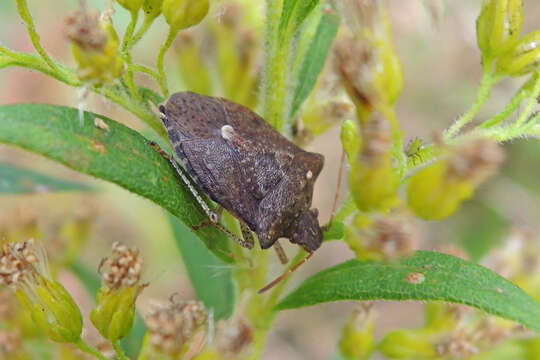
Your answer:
(341, 119), (361, 165)
(339, 303), (375, 359)
(0, 240), (82, 343)
(116, 0), (143, 13)
(477, 0), (523, 61)
(497, 30), (540, 76)
(379, 330), (436, 359)
(90, 242), (145, 341)
(407, 139), (504, 220)
(66, 8), (124, 84)
(143, 0), (163, 22)
(162, 0), (209, 32)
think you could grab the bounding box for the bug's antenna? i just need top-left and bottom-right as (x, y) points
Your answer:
(258, 252), (314, 294)
(325, 149), (346, 231)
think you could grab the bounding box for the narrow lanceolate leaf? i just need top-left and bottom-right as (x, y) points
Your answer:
(169, 214), (234, 320)
(0, 104), (232, 263)
(0, 162), (92, 194)
(276, 251), (540, 331)
(278, 0), (320, 39)
(290, 11), (340, 119)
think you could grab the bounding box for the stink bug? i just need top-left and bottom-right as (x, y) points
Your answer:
(157, 92), (325, 292)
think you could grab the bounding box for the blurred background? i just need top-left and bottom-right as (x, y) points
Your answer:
(1, 0), (540, 359)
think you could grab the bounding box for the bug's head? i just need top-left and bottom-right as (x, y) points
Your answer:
(290, 209), (322, 253)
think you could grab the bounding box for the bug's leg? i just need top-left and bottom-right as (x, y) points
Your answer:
(323, 149), (345, 232)
(239, 222), (255, 250)
(151, 140), (221, 223)
(273, 240), (288, 264)
(192, 212), (254, 250)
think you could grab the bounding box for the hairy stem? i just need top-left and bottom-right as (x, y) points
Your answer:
(444, 66), (498, 141)
(15, 0), (58, 72)
(112, 339), (130, 360)
(121, 11), (140, 99)
(75, 339), (108, 360)
(132, 16), (155, 45)
(157, 29), (178, 98)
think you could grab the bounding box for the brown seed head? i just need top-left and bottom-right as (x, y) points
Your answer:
(65, 8), (107, 51)
(145, 300), (207, 356)
(0, 239), (47, 288)
(368, 216), (416, 259)
(447, 139), (504, 184)
(216, 318), (253, 357)
(0, 329), (21, 356)
(99, 242), (143, 289)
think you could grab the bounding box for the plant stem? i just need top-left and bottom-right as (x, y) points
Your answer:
(75, 339), (108, 360)
(122, 11), (140, 99)
(157, 29), (178, 98)
(128, 63), (161, 83)
(512, 74), (540, 130)
(444, 67), (498, 141)
(112, 339), (130, 360)
(132, 16), (155, 45)
(15, 0), (58, 72)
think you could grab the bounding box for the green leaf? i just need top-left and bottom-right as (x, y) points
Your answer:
(276, 251), (540, 331)
(322, 221), (345, 241)
(278, 0), (320, 39)
(168, 214), (234, 320)
(0, 162), (92, 194)
(0, 104), (232, 263)
(290, 11), (341, 118)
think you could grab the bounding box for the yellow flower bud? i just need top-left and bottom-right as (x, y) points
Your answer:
(350, 155), (399, 212)
(162, 0), (209, 31)
(116, 0), (143, 13)
(91, 286), (139, 341)
(341, 119), (361, 165)
(339, 303), (375, 359)
(143, 0), (163, 20)
(407, 139), (503, 220)
(476, 0), (523, 60)
(497, 30), (540, 76)
(1, 240), (82, 343)
(378, 330), (436, 359)
(66, 9), (124, 84)
(90, 242), (145, 341)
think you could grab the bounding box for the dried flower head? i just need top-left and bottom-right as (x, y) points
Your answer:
(65, 8), (107, 52)
(99, 241), (143, 290)
(0, 329), (21, 357)
(215, 318), (253, 357)
(367, 215), (416, 259)
(145, 300), (207, 356)
(361, 113), (392, 162)
(0, 239), (49, 289)
(448, 139), (505, 184)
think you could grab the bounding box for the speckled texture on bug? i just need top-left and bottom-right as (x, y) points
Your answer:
(160, 92), (325, 252)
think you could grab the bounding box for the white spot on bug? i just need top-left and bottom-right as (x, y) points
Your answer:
(221, 125), (235, 140)
(306, 170), (313, 180)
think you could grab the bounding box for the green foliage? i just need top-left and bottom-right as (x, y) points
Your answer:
(0, 162), (92, 194)
(278, 0), (320, 40)
(276, 251), (540, 331)
(0, 104), (231, 263)
(290, 11), (340, 118)
(168, 214), (235, 320)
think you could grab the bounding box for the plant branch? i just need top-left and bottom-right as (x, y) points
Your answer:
(128, 63), (161, 83)
(112, 340), (130, 360)
(157, 29), (178, 98)
(75, 339), (108, 360)
(132, 16), (155, 45)
(444, 65), (499, 141)
(121, 11), (140, 99)
(15, 0), (58, 72)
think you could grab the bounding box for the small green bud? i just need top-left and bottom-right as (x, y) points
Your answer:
(497, 30), (540, 76)
(350, 154), (399, 212)
(116, 0), (143, 13)
(407, 139), (503, 220)
(162, 0), (209, 32)
(378, 330), (436, 359)
(90, 242), (145, 341)
(1, 240), (82, 343)
(91, 287), (138, 341)
(341, 119), (361, 166)
(476, 0), (523, 60)
(143, 0), (163, 21)
(339, 304), (375, 359)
